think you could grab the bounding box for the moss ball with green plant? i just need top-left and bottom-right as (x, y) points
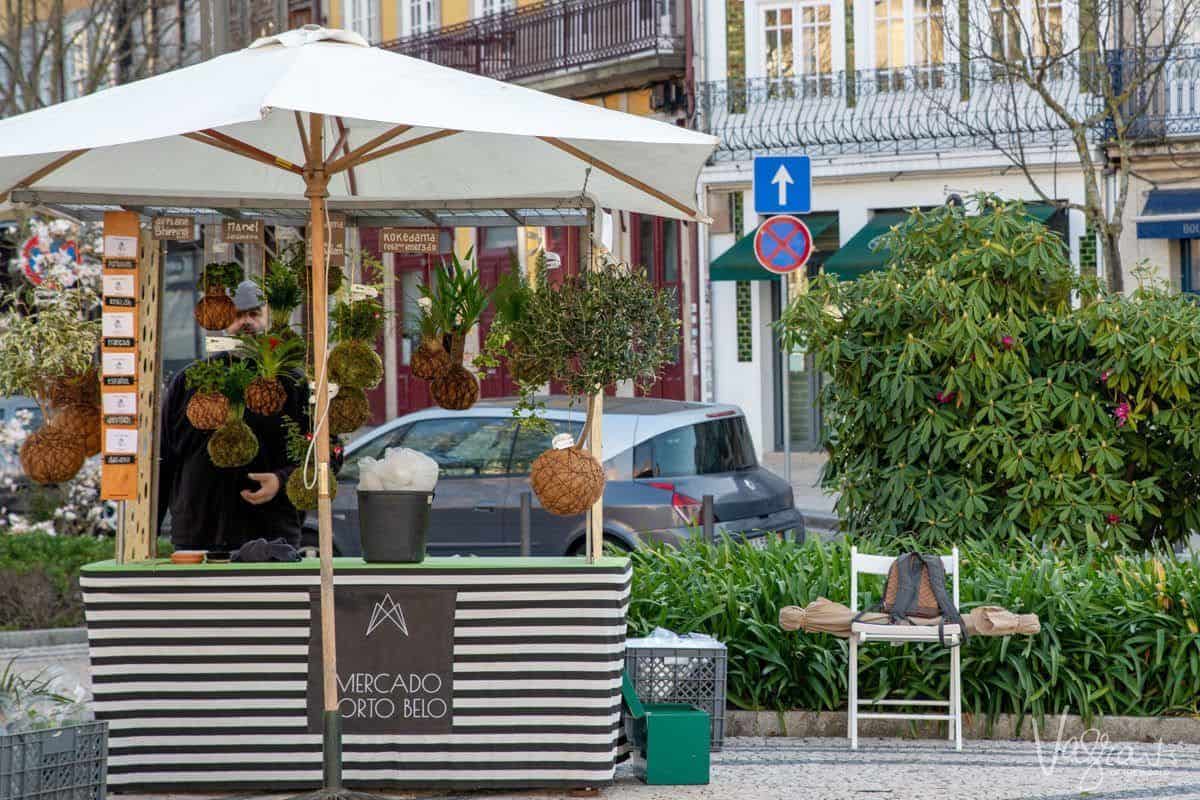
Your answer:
(206, 361), (259, 468)
(259, 247), (305, 338)
(327, 295), (384, 390)
(280, 416), (338, 511)
(194, 261), (244, 331)
(328, 385), (371, 435)
(184, 360), (230, 430)
(237, 333), (304, 416)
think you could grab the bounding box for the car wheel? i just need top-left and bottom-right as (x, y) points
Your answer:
(569, 534), (631, 557)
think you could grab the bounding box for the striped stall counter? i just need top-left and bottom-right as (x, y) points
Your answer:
(80, 556), (631, 793)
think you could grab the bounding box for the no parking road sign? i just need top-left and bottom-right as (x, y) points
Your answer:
(754, 215), (813, 275)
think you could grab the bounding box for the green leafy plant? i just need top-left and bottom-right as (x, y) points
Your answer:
(258, 254), (304, 334)
(629, 536), (1200, 725)
(0, 289), (100, 416)
(184, 360), (225, 394)
(779, 195), (1198, 551)
(219, 360), (256, 412)
(330, 295), (384, 343)
(197, 261), (244, 292)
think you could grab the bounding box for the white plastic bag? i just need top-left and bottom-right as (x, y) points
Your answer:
(357, 447), (439, 492)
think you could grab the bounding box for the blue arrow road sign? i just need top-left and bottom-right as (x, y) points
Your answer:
(753, 155), (811, 215)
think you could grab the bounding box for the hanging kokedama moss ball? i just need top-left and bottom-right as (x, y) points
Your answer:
(286, 467), (338, 511)
(51, 403), (101, 458)
(245, 376), (288, 416)
(411, 338), (451, 381)
(531, 447), (606, 517)
(194, 288), (236, 331)
(186, 391), (230, 431)
(328, 340), (383, 390)
(431, 364), (479, 411)
(208, 417), (259, 468)
(328, 386), (371, 435)
(46, 369), (99, 409)
(20, 428), (86, 485)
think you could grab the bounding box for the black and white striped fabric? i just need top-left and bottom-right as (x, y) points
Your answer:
(80, 560), (631, 792)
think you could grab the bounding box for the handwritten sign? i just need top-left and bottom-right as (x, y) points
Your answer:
(379, 228), (439, 254)
(151, 215), (195, 241)
(222, 219), (264, 244)
(307, 213), (346, 267)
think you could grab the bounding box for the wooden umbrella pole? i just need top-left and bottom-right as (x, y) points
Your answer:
(306, 112), (342, 791)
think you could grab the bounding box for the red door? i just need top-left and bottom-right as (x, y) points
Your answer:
(632, 214), (686, 400)
(474, 233), (518, 399)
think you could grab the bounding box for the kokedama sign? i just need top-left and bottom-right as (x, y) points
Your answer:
(307, 586), (455, 734)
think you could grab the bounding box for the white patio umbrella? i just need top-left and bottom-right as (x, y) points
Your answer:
(0, 25), (717, 799)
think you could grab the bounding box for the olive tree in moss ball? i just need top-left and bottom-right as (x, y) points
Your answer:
(779, 195), (1200, 551)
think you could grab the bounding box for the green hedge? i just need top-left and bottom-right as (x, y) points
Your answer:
(628, 538), (1200, 724)
(0, 534), (171, 630)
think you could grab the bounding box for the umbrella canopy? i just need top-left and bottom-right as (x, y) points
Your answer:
(0, 26), (716, 220)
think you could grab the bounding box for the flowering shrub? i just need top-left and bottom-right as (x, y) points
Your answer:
(780, 196), (1200, 550)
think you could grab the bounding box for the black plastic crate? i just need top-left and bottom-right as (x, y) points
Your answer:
(624, 644), (727, 750)
(0, 722), (107, 800)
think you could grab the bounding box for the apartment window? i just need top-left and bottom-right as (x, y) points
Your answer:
(991, 0), (1063, 63)
(874, 0), (945, 90)
(406, 0), (439, 34)
(478, 0), (516, 16)
(762, 1), (833, 95)
(345, 0), (380, 42)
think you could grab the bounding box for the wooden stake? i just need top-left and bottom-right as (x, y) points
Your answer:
(538, 136), (700, 220)
(307, 113), (339, 722)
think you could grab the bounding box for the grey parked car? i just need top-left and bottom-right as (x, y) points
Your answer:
(307, 396), (803, 557)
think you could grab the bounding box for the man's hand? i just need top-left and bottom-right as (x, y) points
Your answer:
(241, 472), (281, 505)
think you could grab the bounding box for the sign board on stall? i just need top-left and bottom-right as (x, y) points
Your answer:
(222, 219), (264, 244)
(753, 155), (812, 215)
(100, 210), (141, 500)
(307, 213), (346, 267)
(753, 214), (813, 275)
(379, 227), (439, 254)
(151, 215), (195, 241)
(307, 586), (455, 734)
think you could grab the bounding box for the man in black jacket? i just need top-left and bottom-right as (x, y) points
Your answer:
(158, 280), (309, 551)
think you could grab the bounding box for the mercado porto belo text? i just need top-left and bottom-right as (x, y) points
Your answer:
(337, 671), (449, 721)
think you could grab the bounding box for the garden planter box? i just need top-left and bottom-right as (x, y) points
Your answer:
(0, 721), (108, 800)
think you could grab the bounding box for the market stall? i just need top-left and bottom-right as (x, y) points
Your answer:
(0, 24), (714, 794)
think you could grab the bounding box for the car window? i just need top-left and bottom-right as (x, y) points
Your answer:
(509, 419), (581, 474)
(339, 425), (409, 482)
(636, 417), (757, 478)
(399, 417), (518, 478)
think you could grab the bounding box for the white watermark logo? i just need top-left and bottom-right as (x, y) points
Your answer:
(1033, 710), (1177, 792)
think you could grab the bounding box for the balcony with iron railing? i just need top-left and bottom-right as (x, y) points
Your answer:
(695, 49), (1200, 162)
(380, 0), (685, 95)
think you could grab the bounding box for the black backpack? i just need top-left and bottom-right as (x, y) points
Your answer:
(856, 552), (968, 647)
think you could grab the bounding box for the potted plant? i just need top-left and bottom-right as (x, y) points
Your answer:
(258, 250), (305, 339)
(482, 259), (679, 516)
(238, 333), (305, 416)
(328, 295), (384, 391)
(426, 250), (490, 411)
(183, 360), (229, 430)
(0, 289), (100, 484)
(207, 360), (259, 468)
(0, 657), (107, 799)
(194, 261), (244, 331)
(281, 415), (339, 511)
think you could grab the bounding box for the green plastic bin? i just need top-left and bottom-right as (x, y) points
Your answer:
(621, 674), (710, 785)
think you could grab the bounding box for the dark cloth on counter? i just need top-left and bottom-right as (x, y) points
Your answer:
(233, 537), (302, 563)
(157, 353), (308, 552)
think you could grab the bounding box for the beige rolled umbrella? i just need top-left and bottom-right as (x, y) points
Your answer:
(780, 598), (1040, 638)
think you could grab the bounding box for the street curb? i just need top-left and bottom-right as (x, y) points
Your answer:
(727, 710), (1200, 744)
(0, 627), (87, 651)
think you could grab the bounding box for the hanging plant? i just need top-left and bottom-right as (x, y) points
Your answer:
(258, 249), (305, 339)
(426, 249), (490, 410)
(194, 261), (244, 331)
(475, 250), (550, 386)
(328, 385), (371, 435)
(281, 415), (338, 511)
(237, 333), (305, 416)
(207, 361), (259, 468)
(294, 240), (345, 295)
(184, 360), (230, 430)
(328, 294), (384, 390)
(411, 294), (451, 380)
(482, 258), (680, 516)
(0, 288), (100, 484)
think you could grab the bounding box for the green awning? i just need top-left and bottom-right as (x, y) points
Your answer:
(710, 214), (838, 282)
(820, 212), (908, 280)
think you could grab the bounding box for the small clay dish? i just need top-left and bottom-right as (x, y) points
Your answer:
(170, 550), (205, 565)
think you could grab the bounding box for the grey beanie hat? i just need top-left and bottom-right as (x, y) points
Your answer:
(231, 280), (265, 312)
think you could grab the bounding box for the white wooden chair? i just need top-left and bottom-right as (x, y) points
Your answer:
(848, 546), (962, 751)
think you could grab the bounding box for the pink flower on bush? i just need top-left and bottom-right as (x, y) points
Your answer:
(935, 391), (954, 405)
(1100, 370), (1110, 384)
(1001, 335), (1015, 350)
(1114, 401), (1131, 427)
(1106, 513), (1121, 526)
